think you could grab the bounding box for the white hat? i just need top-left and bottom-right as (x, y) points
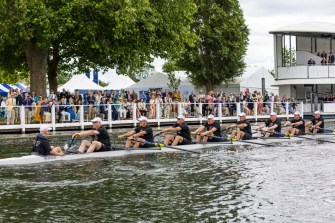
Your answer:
(270, 112), (277, 116)
(40, 125), (52, 132)
(238, 112), (246, 117)
(293, 111), (300, 116)
(207, 114), (215, 119)
(314, 111), (320, 115)
(91, 117), (103, 123)
(137, 116), (148, 122)
(177, 115), (185, 120)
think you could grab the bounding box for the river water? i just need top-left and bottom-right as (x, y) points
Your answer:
(1, 129), (335, 222)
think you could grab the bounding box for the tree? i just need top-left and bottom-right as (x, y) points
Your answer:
(0, 0), (197, 96)
(283, 47), (296, 66)
(170, 0), (249, 92)
(163, 61), (181, 90)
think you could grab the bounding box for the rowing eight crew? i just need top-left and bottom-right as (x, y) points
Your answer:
(254, 110), (324, 137)
(32, 111), (326, 155)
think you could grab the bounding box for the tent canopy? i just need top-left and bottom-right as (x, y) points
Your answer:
(103, 74), (135, 90)
(126, 72), (193, 91)
(58, 74), (104, 92)
(126, 72), (194, 100)
(14, 83), (27, 92)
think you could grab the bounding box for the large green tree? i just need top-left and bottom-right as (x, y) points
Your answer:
(171, 0), (249, 92)
(0, 0), (197, 96)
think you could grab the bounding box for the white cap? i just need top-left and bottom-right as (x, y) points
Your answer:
(270, 112), (277, 116)
(40, 125), (52, 132)
(293, 111), (300, 116)
(91, 117), (103, 123)
(177, 115), (185, 120)
(137, 116), (148, 122)
(314, 111), (320, 115)
(238, 112), (246, 117)
(207, 114), (215, 119)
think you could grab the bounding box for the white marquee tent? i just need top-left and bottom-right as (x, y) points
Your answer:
(126, 72), (194, 98)
(58, 74), (104, 92)
(197, 66), (278, 95)
(103, 74), (135, 90)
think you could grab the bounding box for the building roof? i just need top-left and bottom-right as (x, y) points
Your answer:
(269, 22), (335, 37)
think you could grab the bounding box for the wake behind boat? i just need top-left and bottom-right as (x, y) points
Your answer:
(1, 133), (335, 166)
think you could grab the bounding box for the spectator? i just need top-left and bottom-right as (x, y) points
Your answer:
(308, 57), (315, 66)
(329, 52), (335, 64)
(321, 57), (328, 65)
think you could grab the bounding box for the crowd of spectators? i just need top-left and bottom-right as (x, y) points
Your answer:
(312, 51), (335, 65)
(0, 87), (300, 125)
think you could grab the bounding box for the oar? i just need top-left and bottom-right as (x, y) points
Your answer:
(289, 135), (320, 141)
(161, 144), (201, 154)
(153, 132), (163, 137)
(291, 135), (335, 144)
(233, 140), (275, 147)
(221, 128), (231, 138)
(316, 139), (335, 144)
(252, 136), (291, 140)
(130, 138), (201, 154)
(64, 138), (76, 150)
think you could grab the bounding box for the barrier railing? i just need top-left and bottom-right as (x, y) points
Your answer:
(0, 101), (302, 132)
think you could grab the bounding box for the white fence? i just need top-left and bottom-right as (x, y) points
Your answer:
(0, 101), (302, 132)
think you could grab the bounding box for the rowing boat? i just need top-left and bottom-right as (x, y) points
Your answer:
(0, 133), (334, 166)
(0, 143), (227, 166)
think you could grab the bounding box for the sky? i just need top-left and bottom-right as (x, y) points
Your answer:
(153, 0), (335, 72)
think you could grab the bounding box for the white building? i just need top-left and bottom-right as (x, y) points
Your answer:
(269, 22), (335, 113)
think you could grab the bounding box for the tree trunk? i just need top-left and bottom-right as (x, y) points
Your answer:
(47, 45), (60, 94)
(25, 41), (48, 97)
(206, 76), (214, 93)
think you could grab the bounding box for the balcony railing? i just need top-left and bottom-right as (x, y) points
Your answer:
(277, 65), (335, 80)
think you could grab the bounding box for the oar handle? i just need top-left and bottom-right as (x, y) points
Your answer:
(153, 132), (163, 137)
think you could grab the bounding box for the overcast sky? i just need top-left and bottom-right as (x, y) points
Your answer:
(153, 0), (335, 72)
(239, 0), (335, 69)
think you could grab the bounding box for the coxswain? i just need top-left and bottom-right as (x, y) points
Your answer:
(33, 125), (64, 156)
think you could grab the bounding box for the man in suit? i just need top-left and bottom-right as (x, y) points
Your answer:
(48, 90), (58, 103)
(22, 93), (33, 124)
(6, 93), (16, 125)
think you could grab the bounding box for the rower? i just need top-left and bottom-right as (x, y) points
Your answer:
(255, 112), (282, 137)
(159, 115), (193, 146)
(191, 114), (225, 143)
(33, 125), (64, 156)
(284, 111), (305, 136)
(117, 116), (154, 149)
(305, 111), (324, 134)
(72, 117), (112, 153)
(226, 112), (252, 140)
